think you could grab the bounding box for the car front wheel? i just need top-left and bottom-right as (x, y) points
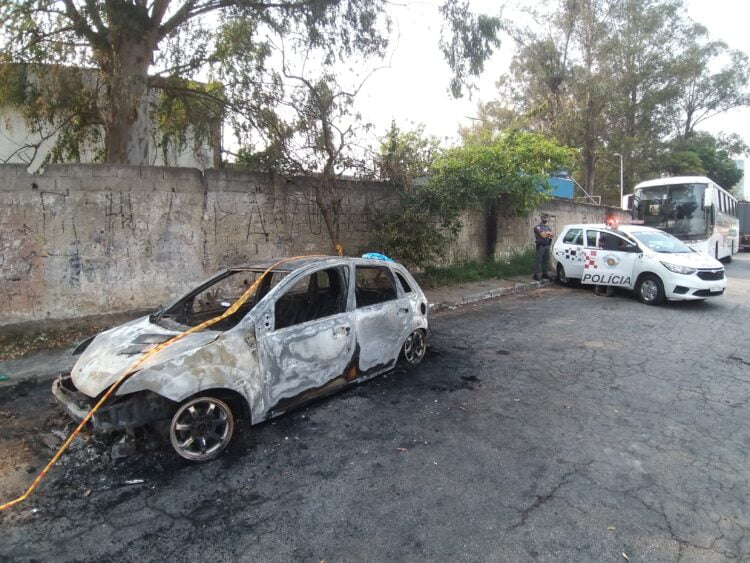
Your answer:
(402, 329), (427, 366)
(170, 396), (235, 461)
(636, 274), (665, 306)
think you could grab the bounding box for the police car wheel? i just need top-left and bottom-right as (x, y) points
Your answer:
(636, 274), (665, 306)
(556, 263), (569, 285)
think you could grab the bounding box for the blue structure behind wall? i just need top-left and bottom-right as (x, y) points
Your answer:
(547, 176), (574, 199)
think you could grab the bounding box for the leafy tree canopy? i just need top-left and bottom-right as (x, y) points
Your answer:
(371, 130), (574, 267)
(661, 132), (744, 189)
(0, 0), (501, 167)
(484, 0), (750, 203)
(377, 122), (443, 189)
(426, 130), (575, 223)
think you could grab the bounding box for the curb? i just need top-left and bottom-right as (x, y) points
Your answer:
(1, 279), (555, 388)
(429, 279), (554, 314)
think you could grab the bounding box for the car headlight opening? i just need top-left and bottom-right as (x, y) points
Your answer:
(660, 262), (697, 275)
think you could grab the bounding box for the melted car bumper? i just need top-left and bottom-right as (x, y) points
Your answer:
(52, 374), (174, 432)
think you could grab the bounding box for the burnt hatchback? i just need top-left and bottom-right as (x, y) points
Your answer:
(53, 256), (429, 461)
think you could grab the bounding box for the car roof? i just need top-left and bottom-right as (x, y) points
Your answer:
(228, 256), (404, 273)
(559, 224), (663, 235)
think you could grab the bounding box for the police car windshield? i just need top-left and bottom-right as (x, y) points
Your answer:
(631, 231), (693, 253)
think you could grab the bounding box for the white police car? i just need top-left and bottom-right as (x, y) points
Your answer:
(552, 223), (726, 305)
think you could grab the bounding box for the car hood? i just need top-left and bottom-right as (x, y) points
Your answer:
(650, 252), (724, 269)
(71, 316), (220, 398)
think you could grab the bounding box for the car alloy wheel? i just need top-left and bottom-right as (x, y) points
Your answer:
(557, 263), (568, 285)
(403, 330), (427, 365)
(637, 274), (665, 305)
(170, 396), (235, 461)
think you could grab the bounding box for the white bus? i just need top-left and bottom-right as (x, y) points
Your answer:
(628, 176), (739, 261)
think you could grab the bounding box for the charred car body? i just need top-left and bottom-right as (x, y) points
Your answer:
(53, 256), (429, 461)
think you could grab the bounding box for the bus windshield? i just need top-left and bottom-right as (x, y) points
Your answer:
(635, 183), (706, 238)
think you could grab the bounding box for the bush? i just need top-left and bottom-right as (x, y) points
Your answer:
(422, 248), (535, 287)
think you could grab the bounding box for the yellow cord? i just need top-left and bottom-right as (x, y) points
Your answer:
(0, 255), (323, 511)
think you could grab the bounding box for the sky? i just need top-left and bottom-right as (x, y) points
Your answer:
(352, 0), (750, 150)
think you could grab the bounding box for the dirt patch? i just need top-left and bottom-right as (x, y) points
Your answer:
(0, 310), (149, 361)
(0, 378), (180, 509)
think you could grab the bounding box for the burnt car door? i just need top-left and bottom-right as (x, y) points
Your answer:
(352, 264), (411, 373)
(256, 266), (355, 413)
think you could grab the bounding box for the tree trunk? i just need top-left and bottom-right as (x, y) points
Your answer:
(315, 161), (344, 256)
(104, 43), (152, 165)
(485, 201), (498, 259)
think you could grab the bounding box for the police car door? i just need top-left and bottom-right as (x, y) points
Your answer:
(555, 227), (585, 278)
(580, 230), (639, 289)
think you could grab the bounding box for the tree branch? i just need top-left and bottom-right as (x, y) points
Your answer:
(60, 0), (99, 44)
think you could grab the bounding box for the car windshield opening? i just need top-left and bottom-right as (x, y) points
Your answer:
(635, 183), (707, 238)
(156, 269), (287, 330)
(631, 231), (693, 253)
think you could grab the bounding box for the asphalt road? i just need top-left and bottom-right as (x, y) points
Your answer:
(2, 254), (750, 561)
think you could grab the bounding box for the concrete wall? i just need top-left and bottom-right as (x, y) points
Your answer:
(0, 164), (628, 326)
(494, 199), (631, 258)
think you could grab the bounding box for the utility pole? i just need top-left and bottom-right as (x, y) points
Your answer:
(613, 152), (624, 205)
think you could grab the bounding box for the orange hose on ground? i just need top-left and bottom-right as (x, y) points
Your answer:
(0, 255), (323, 511)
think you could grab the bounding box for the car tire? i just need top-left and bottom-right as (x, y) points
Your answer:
(556, 263), (578, 286)
(636, 274), (665, 306)
(402, 329), (427, 366)
(169, 396), (235, 462)
(556, 263), (571, 285)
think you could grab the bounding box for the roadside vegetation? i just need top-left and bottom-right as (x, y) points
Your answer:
(372, 125), (575, 269)
(421, 249), (536, 288)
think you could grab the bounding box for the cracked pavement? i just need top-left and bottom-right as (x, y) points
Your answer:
(1, 254), (749, 560)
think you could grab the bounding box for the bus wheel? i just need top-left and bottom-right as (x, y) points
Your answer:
(636, 274), (665, 306)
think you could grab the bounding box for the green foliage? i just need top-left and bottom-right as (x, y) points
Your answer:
(377, 122), (443, 189)
(369, 192), (454, 269)
(439, 0), (502, 97)
(151, 80), (225, 165)
(661, 132), (744, 188)
(0, 63), (103, 164)
(490, 0), (750, 202)
(1, 0), (501, 165)
(422, 249), (536, 287)
(371, 129), (573, 269)
(425, 131), (575, 225)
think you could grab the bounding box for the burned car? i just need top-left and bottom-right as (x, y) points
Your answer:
(53, 256), (429, 461)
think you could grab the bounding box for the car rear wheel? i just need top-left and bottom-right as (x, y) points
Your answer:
(636, 274), (665, 306)
(402, 329), (427, 366)
(170, 396), (235, 461)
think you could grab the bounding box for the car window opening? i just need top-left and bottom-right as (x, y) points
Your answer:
(396, 272), (413, 294)
(355, 266), (398, 307)
(158, 270), (287, 330)
(274, 267), (348, 330)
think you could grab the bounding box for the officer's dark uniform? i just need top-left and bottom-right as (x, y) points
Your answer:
(533, 216), (553, 280)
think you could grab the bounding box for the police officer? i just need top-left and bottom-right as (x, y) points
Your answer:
(532, 213), (554, 281)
